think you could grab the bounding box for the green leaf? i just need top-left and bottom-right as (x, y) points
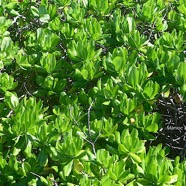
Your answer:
(8, 155), (18, 171)
(24, 140), (32, 157)
(0, 61), (4, 69)
(4, 91), (19, 109)
(96, 149), (114, 168)
(112, 56), (123, 72)
(1, 37), (13, 53)
(143, 80), (160, 100)
(102, 101), (111, 105)
(136, 178), (152, 185)
(49, 16), (61, 31)
(177, 62), (186, 83)
(159, 174), (178, 184)
(38, 150), (48, 167)
(40, 14), (50, 23)
(129, 152), (142, 163)
(31, 6), (39, 17)
(40, 53), (56, 73)
(40, 176), (48, 185)
(138, 63), (148, 86)
(39, 4), (47, 15)
(21, 162), (31, 176)
(74, 159), (84, 173)
(177, 4), (186, 15)
(63, 160), (73, 177)
(75, 150), (87, 159)
(10, 9), (19, 16)
(127, 65), (139, 88)
(0, 73), (18, 91)
(118, 144), (129, 154)
(5, 2), (17, 9)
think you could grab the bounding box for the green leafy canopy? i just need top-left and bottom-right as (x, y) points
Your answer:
(0, 0), (185, 185)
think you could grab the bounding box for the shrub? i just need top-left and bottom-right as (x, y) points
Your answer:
(0, 0), (185, 185)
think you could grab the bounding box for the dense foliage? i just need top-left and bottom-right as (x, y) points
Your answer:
(0, 0), (185, 185)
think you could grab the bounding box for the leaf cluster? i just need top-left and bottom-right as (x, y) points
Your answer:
(0, 0), (185, 185)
